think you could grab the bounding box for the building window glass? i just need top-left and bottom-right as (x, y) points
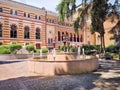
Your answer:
(39, 16), (41, 20)
(77, 36), (79, 42)
(24, 12), (26, 17)
(10, 25), (17, 38)
(0, 42), (2, 45)
(24, 26), (30, 39)
(36, 43), (41, 49)
(0, 8), (3, 12)
(70, 33), (72, 41)
(58, 31), (61, 41)
(15, 10), (18, 15)
(62, 32), (64, 41)
(36, 28), (40, 39)
(0, 24), (2, 37)
(46, 19), (48, 22)
(74, 34), (76, 42)
(28, 14), (30, 18)
(10, 9), (13, 14)
(35, 15), (37, 19)
(48, 38), (53, 45)
(48, 38), (51, 44)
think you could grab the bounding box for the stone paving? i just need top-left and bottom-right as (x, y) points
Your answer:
(0, 59), (120, 90)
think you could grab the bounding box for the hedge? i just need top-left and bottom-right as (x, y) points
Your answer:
(0, 43), (22, 54)
(26, 44), (35, 53)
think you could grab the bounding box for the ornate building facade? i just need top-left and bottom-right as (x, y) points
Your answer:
(0, 0), (96, 49)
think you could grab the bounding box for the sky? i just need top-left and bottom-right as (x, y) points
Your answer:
(12, 0), (60, 12)
(12, 0), (115, 13)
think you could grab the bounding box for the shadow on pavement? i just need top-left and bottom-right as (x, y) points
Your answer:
(0, 73), (101, 90)
(0, 60), (23, 64)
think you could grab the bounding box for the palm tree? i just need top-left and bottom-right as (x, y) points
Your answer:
(56, 0), (120, 53)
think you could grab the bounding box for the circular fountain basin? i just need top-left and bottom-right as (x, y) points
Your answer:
(28, 53), (98, 76)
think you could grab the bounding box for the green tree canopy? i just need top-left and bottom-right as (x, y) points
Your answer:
(56, 0), (120, 52)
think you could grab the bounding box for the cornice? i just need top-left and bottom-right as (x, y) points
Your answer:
(0, 0), (58, 17)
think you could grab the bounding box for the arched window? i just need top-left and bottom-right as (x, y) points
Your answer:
(74, 34), (76, 42)
(35, 15), (37, 19)
(10, 24), (17, 38)
(28, 14), (30, 18)
(62, 32), (64, 41)
(36, 28), (40, 39)
(24, 26), (30, 39)
(0, 8), (3, 12)
(15, 10), (18, 15)
(77, 35), (79, 42)
(58, 31), (60, 41)
(39, 16), (41, 20)
(24, 12), (26, 17)
(36, 43), (41, 49)
(10, 9), (13, 14)
(0, 24), (2, 37)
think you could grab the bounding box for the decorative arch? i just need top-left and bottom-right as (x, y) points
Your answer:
(36, 27), (41, 39)
(10, 24), (17, 38)
(24, 26), (30, 39)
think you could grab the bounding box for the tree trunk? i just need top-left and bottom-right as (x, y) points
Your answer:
(100, 35), (103, 53)
(103, 34), (105, 53)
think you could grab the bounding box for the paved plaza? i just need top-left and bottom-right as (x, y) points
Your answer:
(0, 59), (120, 90)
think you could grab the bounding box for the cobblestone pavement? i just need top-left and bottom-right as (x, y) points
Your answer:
(0, 59), (120, 90)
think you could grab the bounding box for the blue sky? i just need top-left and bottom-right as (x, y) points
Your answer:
(13, 0), (115, 12)
(13, 0), (60, 12)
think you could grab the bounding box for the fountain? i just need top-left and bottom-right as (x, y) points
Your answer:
(77, 46), (81, 60)
(40, 49), (42, 60)
(32, 52), (35, 58)
(82, 48), (85, 60)
(52, 48), (56, 61)
(28, 36), (99, 76)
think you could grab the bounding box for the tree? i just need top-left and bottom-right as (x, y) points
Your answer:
(91, 0), (109, 53)
(56, 0), (120, 53)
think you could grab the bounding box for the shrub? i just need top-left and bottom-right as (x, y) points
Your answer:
(26, 44), (35, 53)
(70, 47), (78, 52)
(35, 49), (40, 54)
(113, 54), (119, 59)
(81, 45), (100, 55)
(104, 52), (113, 60)
(60, 46), (65, 51)
(105, 45), (119, 53)
(0, 45), (10, 54)
(9, 43), (22, 54)
(41, 48), (48, 53)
